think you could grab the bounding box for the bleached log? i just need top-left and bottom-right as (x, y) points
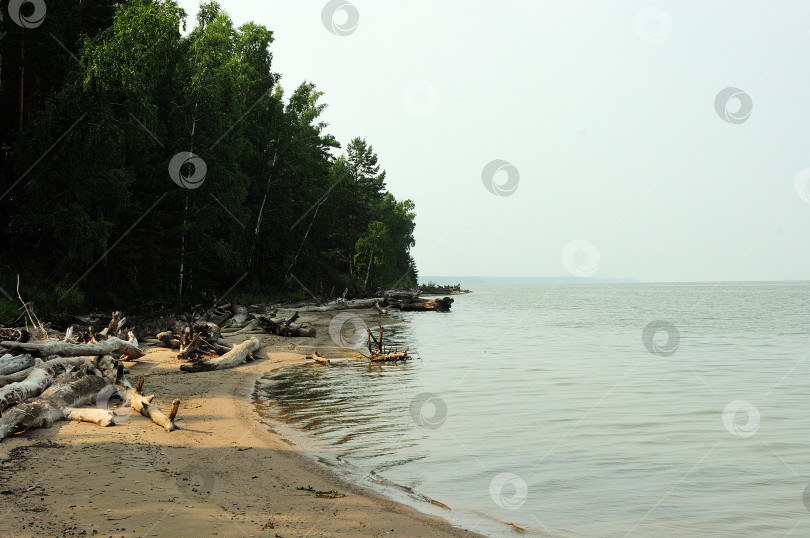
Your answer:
(0, 367), (53, 413)
(180, 337), (260, 372)
(0, 354), (34, 376)
(43, 356), (95, 369)
(128, 391), (178, 432)
(306, 351), (330, 365)
(62, 407), (115, 426)
(0, 365), (36, 388)
(119, 376), (178, 432)
(0, 337), (145, 359)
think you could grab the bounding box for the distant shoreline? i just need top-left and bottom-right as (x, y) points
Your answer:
(421, 277), (810, 285)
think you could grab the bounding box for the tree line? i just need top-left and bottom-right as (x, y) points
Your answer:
(0, 0), (418, 321)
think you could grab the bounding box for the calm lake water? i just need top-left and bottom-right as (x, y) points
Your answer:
(254, 283), (810, 536)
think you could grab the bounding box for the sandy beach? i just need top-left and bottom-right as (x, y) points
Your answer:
(0, 310), (481, 537)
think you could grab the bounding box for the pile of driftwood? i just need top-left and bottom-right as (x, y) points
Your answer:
(0, 313), (179, 441)
(305, 322), (408, 366)
(363, 323), (409, 362)
(153, 321), (231, 361)
(140, 303), (313, 370)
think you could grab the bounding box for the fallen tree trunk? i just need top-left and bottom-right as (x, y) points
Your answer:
(180, 337), (260, 372)
(62, 407), (117, 426)
(0, 365), (37, 388)
(0, 336), (145, 360)
(42, 356), (96, 374)
(0, 374), (112, 441)
(0, 367), (53, 413)
(118, 376), (179, 432)
(0, 354), (34, 376)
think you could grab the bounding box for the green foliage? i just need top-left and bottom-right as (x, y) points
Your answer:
(0, 300), (19, 326)
(0, 0), (418, 314)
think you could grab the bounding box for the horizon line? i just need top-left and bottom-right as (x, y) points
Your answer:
(419, 276), (810, 284)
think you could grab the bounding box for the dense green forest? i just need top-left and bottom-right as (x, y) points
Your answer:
(0, 0), (418, 321)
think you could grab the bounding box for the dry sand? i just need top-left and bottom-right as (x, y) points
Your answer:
(0, 311), (483, 537)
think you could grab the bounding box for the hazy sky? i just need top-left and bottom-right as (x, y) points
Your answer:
(177, 0), (810, 282)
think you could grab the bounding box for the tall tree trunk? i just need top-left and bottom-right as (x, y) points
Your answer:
(364, 250), (373, 290)
(178, 195), (187, 304)
(348, 169), (358, 276)
(248, 145), (279, 270)
(287, 200), (322, 275)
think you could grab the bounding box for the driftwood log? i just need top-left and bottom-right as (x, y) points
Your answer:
(306, 351), (330, 365)
(180, 338), (259, 372)
(0, 365), (38, 388)
(0, 336), (145, 360)
(120, 376), (179, 432)
(0, 366), (53, 413)
(0, 354), (35, 376)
